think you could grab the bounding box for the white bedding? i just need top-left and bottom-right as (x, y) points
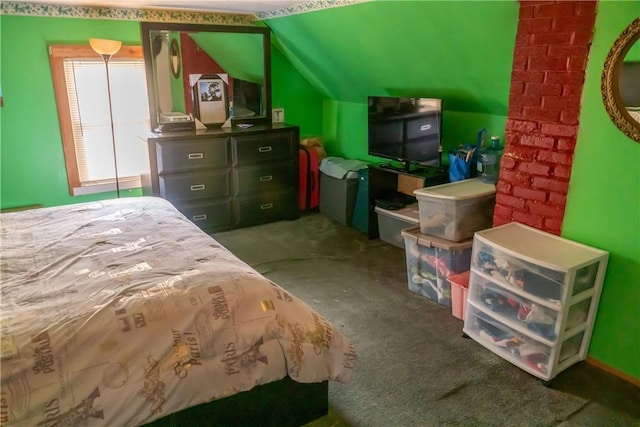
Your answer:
(0, 197), (355, 426)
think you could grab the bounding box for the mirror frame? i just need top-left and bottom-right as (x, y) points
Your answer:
(140, 21), (272, 132)
(601, 17), (640, 143)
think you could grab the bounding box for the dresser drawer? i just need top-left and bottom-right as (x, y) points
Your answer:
(177, 199), (233, 232)
(159, 170), (231, 202)
(233, 162), (293, 196)
(232, 133), (293, 166)
(234, 191), (296, 225)
(156, 137), (230, 174)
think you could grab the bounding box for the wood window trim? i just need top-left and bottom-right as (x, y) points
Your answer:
(49, 44), (143, 196)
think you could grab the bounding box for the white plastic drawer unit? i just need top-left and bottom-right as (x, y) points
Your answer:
(463, 222), (609, 382)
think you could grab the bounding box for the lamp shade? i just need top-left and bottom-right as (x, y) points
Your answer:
(89, 38), (122, 56)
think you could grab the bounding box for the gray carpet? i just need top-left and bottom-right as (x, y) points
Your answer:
(213, 213), (640, 427)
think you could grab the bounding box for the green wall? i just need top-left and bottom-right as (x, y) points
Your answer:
(265, 0), (519, 159)
(0, 16), (144, 208)
(563, 2), (640, 380)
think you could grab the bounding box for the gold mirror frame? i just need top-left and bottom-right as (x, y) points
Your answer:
(601, 17), (640, 143)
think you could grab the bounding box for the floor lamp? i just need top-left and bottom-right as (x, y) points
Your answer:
(90, 38), (122, 198)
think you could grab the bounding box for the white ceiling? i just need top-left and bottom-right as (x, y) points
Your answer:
(7, 0), (310, 14)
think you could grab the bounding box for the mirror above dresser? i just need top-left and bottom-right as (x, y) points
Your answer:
(140, 22), (272, 133)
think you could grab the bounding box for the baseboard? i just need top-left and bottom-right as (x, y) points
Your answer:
(586, 357), (640, 388)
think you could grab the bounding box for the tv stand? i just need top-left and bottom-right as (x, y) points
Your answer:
(366, 163), (448, 239)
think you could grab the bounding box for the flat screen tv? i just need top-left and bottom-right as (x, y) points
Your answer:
(368, 96), (442, 171)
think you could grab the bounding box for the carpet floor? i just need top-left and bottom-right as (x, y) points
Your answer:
(213, 212), (640, 427)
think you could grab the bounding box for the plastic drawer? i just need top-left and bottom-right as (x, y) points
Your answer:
(472, 242), (565, 303)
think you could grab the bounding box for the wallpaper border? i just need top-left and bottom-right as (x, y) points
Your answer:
(0, 1), (369, 23)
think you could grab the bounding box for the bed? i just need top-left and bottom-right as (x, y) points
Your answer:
(0, 197), (355, 426)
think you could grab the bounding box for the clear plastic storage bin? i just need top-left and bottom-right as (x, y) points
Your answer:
(414, 178), (496, 242)
(401, 227), (473, 307)
(375, 204), (420, 248)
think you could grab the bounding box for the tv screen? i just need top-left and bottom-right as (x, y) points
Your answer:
(368, 96), (442, 169)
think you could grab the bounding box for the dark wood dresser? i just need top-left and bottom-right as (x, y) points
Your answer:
(142, 124), (300, 232)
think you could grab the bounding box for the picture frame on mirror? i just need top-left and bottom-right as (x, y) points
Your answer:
(192, 74), (229, 127)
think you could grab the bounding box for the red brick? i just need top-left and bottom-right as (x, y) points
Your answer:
(542, 96), (570, 111)
(510, 81), (525, 95)
(510, 94), (543, 109)
(513, 185), (548, 202)
(528, 201), (565, 218)
(556, 137), (576, 151)
(552, 15), (596, 33)
(562, 84), (583, 97)
(575, 1), (597, 16)
(508, 105), (525, 119)
(515, 31), (531, 46)
(496, 193), (526, 210)
(553, 165), (572, 179)
(531, 32), (573, 46)
(500, 169), (533, 186)
(505, 131), (522, 146)
(494, 203), (513, 219)
(535, 2), (575, 18)
(548, 191), (567, 206)
(523, 106), (561, 123)
(548, 45), (589, 59)
(504, 145), (537, 161)
(532, 176), (570, 193)
(521, 134), (555, 149)
(560, 108), (580, 125)
(493, 212), (512, 228)
(517, 160), (552, 176)
(519, 4), (535, 20)
(545, 71), (585, 85)
(496, 181), (513, 195)
(506, 119), (538, 133)
(527, 56), (569, 71)
(512, 55), (528, 71)
(541, 123), (577, 137)
(525, 82), (563, 96)
(517, 45), (549, 58)
(512, 210), (545, 229)
(500, 155), (518, 170)
(568, 55), (588, 71)
(544, 218), (563, 235)
(512, 69), (545, 84)
(520, 17), (553, 33)
(572, 30), (594, 45)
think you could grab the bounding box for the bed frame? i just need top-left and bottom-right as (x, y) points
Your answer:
(145, 377), (328, 426)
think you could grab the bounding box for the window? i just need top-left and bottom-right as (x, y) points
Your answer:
(50, 45), (150, 196)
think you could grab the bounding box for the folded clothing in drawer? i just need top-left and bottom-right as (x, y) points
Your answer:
(402, 227), (473, 307)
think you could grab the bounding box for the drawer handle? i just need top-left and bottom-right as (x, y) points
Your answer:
(260, 203), (274, 210)
(192, 214), (207, 221)
(259, 175), (273, 182)
(190, 184), (205, 191)
(188, 153), (204, 159)
(258, 146), (272, 153)
(420, 124), (432, 131)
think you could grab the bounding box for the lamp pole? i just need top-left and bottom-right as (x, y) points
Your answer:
(89, 38), (122, 198)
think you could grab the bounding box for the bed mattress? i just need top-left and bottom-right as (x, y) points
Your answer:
(0, 197), (355, 426)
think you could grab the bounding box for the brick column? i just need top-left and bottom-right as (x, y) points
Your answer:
(494, 0), (597, 235)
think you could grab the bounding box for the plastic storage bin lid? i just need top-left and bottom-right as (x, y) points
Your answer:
(401, 226), (473, 250)
(374, 204), (420, 224)
(414, 178), (496, 200)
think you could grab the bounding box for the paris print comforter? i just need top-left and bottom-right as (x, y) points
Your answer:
(0, 197), (355, 426)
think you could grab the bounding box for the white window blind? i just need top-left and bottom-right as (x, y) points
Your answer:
(63, 58), (150, 187)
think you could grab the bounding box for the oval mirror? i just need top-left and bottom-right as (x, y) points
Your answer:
(169, 38), (181, 78)
(601, 17), (640, 142)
